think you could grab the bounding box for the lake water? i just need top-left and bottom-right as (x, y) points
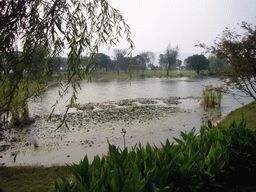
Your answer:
(0, 76), (253, 166)
(29, 77), (219, 114)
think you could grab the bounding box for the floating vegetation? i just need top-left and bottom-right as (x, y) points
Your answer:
(97, 104), (116, 110)
(117, 99), (136, 106)
(49, 98), (186, 129)
(162, 97), (181, 105)
(77, 103), (95, 110)
(137, 98), (157, 104)
(182, 96), (201, 100)
(64, 105), (181, 127)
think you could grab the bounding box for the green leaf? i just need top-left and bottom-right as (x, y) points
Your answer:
(110, 167), (119, 192)
(211, 161), (225, 173)
(208, 120), (213, 128)
(165, 138), (171, 148)
(100, 186), (107, 192)
(180, 131), (188, 141)
(67, 164), (82, 185)
(122, 179), (133, 191)
(209, 182), (223, 188)
(135, 179), (147, 192)
(54, 180), (60, 191)
(132, 163), (141, 182)
(173, 137), (183, 145)
(60, 180), (71, 192)
(75, 180), (87, 192)
(93, 155), (101, 170)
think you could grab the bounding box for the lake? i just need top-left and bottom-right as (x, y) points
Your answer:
(0, 76), (253, 166)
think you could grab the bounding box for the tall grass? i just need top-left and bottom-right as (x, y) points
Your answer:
(1, 81), (46, 126)
(10, 98), (29, 126)
(202, 85), (223, 108)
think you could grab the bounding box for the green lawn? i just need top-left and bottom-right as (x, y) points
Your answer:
(0, 166), (73, 192)
(218, 100), (256, 130)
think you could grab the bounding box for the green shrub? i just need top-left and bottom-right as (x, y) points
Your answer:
(214, 121), (256, 187)
(54, 121), (256, 192)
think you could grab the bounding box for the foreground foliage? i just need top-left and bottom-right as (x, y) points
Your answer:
(54, 120), (256, 191)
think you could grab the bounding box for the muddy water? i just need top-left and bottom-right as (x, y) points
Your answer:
(0, 77), (253, 166)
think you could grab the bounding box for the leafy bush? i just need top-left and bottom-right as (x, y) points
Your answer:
(54, 121), (256, 191)
(214, 121), (256, 187)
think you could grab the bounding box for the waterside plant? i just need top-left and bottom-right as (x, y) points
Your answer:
(202, 85), (223, 108)
(9, 98), (30, 126)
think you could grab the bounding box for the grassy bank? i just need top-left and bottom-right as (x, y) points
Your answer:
(89, 70), (196, 79)
(219, 100), (256, 130)
(0, 166), (73, 192)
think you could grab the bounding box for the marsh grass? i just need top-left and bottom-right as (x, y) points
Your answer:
(202, 85), (223, 108)
(10, 99), (30, 126)
(0, 81), (46, 126)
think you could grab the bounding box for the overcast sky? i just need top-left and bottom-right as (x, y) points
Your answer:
(100, 0), (256, 64)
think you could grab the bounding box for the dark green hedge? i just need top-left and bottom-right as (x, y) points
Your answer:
(54, 120), (256, 192)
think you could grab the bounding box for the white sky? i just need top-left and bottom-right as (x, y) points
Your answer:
(100, 0), (256, 64)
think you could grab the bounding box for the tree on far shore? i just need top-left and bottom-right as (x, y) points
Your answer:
(185, 54), (209, 75)
(165, 44), (179, 76)
(158, 44), (179, 76)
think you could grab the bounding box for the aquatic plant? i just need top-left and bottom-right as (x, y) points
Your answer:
(202, 85), (223, 108)
(121, 128), (126, 149)
(10, 98), (29, 126)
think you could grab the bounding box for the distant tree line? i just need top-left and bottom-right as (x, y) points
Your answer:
(47, 50), (229, 77)
(48, 49), (157, 75)
(0, 48), (228, 78)
(58, 47), (227, 77)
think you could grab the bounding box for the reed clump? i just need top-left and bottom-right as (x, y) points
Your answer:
(202, 85), (223, 108)
(10, 98), (29, 126)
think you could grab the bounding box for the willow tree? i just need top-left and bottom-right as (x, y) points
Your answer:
(0, 0), (133, 125)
